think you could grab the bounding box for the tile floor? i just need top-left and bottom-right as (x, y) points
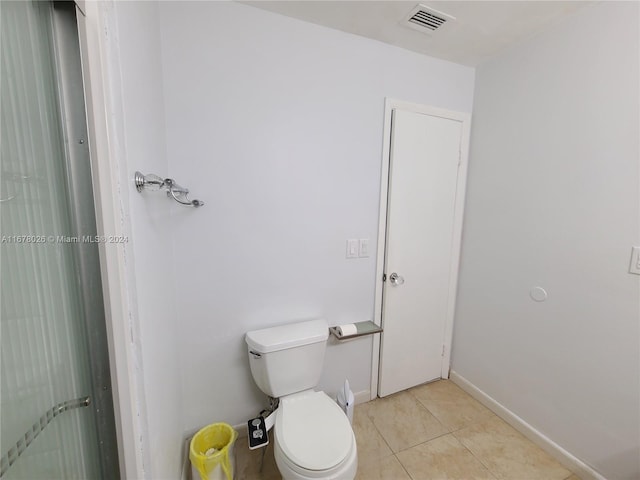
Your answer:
(234, 380), (579, 480)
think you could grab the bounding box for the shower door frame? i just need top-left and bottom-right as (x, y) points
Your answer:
(50, 4), (120, 478)
(74, 1), (147, 478)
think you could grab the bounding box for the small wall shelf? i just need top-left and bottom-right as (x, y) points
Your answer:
(329, 321), (383, 341)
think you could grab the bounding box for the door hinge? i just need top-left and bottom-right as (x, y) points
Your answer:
(382, 273), (387, 282)
(441, 345), (445, 356)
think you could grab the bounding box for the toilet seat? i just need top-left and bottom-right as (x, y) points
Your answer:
(275, 390), (354, 472)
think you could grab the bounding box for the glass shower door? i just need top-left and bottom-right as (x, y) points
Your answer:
(1, 1), (118, 478)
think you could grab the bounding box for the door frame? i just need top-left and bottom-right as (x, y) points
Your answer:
(370, 98), (472, 400)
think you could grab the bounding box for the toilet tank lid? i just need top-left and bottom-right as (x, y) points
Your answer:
(245, 318), (328, 354)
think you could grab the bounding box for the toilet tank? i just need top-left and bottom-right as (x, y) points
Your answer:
(245, 319), (328, 398)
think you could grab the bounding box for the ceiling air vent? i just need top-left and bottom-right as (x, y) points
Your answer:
(404, 4), (455, 34)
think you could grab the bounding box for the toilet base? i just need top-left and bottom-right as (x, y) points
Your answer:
(274, 433), (357, 480)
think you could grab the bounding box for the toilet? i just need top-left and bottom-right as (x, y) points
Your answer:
(245, 318), (358, 480)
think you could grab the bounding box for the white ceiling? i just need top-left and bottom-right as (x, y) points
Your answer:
(242, 1), (591, 66)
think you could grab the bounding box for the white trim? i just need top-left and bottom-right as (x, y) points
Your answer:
(181, 436), (192, 480)
(76, 3), (146, 478)
(442, 107), (471, 379)
(370, 98), (471, 399)
(450, 371), (606, 480)
(353, 389), (371, 406)
(369, 99), (393, 400)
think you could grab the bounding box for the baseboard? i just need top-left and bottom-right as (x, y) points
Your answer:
(354, 389), (370, 405)
(449, 371), (607, 480)
(232, 421), (248, 438)
(181, 434), (192, 480)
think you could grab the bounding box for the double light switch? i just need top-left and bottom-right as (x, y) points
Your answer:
(347, 239), (369, 259)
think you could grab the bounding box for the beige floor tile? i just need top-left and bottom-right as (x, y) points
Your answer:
(410, 380), (495, 431)
(453, 416), (572, 480)
(352, 406), (393, 463)
(234, 438), (281, 480)
(360, 391), (448, 453)
(355, 454), (411, 480)
(397, 434), (496, 480)
(564, 475), (582, 480)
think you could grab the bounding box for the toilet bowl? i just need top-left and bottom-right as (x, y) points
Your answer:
(273, 390), (357, 480)
(245, 319), (358, 480)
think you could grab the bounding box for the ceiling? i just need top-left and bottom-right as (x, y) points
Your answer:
(242, 1), (591, 66)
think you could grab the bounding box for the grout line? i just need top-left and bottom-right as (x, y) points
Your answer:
(355, 404), (396, 456)
(393, 431), (502, 480)
(393, 453), (415, 480)
(406, 382), (457, 434)
(413, 399), (454, 432)
(392, 430), (452, 456)
(406, 387), (447, 417)
(361, 391), (453, 455)
(451, 430), (501, 480)
(406, 383), (504, 480)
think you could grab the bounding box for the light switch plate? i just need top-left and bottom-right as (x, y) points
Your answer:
(346, 239), (359, 259)
(359, 238), (369, 258)
(630, 246), (640, 275)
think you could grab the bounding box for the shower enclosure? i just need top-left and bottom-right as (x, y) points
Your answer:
(1, 1), (119, 478)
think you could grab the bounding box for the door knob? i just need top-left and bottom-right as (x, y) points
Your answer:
(389, 272), (405, 286)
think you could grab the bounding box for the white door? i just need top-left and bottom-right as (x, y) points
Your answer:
(378, 108), (464, 397)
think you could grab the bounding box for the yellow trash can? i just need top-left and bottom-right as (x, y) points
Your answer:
(190, 423), (237, 480)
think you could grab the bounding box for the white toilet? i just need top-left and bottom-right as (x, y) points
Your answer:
(245, 318), (358, 480)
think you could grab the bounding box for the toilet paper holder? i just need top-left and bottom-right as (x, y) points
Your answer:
(329, 321), (383, 341)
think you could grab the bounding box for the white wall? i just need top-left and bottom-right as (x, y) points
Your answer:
(453, 3), (639, 480)
(111, 2), (184, 478)
(156, 1), (474, 432)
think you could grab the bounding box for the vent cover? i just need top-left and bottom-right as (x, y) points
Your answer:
(404, 4), (455, 34)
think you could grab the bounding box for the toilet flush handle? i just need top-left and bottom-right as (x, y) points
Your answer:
(249, 350), (262, 359)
